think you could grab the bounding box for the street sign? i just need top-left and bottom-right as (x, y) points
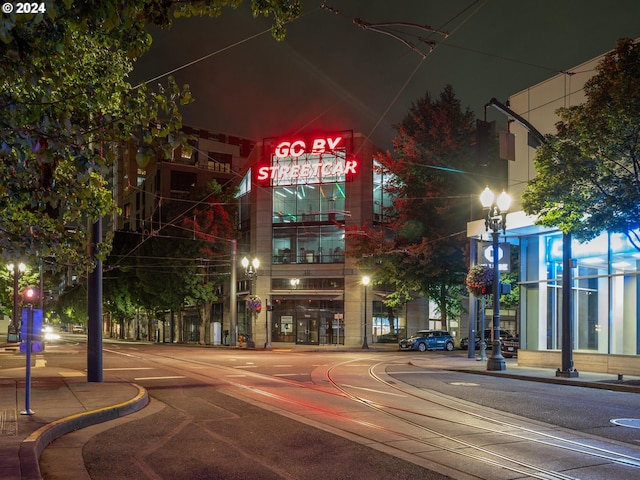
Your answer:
(477, 241), (511, 272)
(20, 307), (44, 353)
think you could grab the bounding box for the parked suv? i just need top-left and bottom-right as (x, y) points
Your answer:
(399, 329), (455, 352)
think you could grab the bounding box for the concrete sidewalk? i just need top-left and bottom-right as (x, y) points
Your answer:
(408, 353), (640, 394)
(1, 340), (639, 480)
(0, 342), (148, 480)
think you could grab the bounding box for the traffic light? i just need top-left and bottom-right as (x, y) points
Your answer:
(474, 120), (494, 166)
(22, 286), (39, 303)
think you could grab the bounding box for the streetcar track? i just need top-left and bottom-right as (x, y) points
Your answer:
(103, 348), (640, 479)
(367, 361), (640, 468)
(322, 358), (640, 479)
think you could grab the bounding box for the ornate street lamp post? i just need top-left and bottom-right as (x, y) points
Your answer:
(479, 186), (511, 371)
(241, 256), (259, 348)
(362, 275), (370, 349)
(7, 262), (26, 342)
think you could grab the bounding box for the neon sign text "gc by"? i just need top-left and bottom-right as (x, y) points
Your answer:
(274, 136), (343, 158)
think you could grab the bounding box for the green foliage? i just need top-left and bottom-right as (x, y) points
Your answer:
(349, 85), (478, 320)
(0, 0), (299, 275)
(0, 263), (41, 317)
(522, 38), (640, 250)
(98, 180), (235, 331)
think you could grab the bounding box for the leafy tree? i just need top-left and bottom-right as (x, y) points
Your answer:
(522, 38), (640, 250)
(103, 231), (140, 338)
(349, 85), (479, 327)
(181, 181), (237, 341)
(0, 0), (300, 276)
(101, 180), (235, 342)
(52, 282), (88, 327)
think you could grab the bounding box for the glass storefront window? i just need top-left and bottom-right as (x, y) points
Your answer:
(373, 161), (394, 224)
(272, 183), (346, 224)
(270, 299), (344, 345)
(271, 277), (344, 290)
(273, 225), (345, 264)
(523, 231), (640, 356)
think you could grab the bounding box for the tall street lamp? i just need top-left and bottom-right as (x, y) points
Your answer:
(7, 262), (26, 342)
(479, 186), (512, 371)
(241, 256), (259, 348)
(362, 275), (370, 349)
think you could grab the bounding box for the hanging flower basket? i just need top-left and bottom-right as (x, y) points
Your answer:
(246, 295), (262, 313)
(465, 265), (494, 296)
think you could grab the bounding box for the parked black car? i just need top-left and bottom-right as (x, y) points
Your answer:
(459, 328), (514, 350)
(501, 335), (520, 358)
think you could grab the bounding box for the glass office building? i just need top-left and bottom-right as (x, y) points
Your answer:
(468, 42), (640, 373)
(233, 130), (430, 347)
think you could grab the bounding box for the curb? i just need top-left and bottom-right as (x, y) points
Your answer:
(448, 368), (640, 394)
(18, 384), (149, 480)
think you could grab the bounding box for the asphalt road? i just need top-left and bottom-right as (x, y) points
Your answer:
(31, 338), (640, 479)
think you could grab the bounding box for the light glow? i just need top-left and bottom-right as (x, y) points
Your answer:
(274, 136), (343, 158)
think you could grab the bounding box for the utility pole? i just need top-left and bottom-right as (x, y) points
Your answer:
(87, 218), (103, 382)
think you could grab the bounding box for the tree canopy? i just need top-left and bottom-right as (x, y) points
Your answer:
(522, 38), (640, 250)
(100, 180), (235, 339)
(0, 0), (299, 275)
(349, 85), (480, 322)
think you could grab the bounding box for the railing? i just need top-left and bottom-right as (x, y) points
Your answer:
(272, 251), (345, 264)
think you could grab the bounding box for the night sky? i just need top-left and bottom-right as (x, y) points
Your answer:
(132, 0), (640, 151)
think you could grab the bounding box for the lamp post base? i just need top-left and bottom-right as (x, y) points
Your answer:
(556, 368), (579, 378)
(486, 356), (506, 371)
(476, 341), (488, 361)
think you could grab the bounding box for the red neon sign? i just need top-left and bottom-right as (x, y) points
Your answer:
(274, 136), (343, 158)
(256, 135), (358, 184)
(256, 159), (358, 182)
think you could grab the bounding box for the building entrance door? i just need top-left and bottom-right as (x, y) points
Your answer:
(296, 317), (318, 344)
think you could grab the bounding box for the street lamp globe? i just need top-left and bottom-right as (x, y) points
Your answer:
(241, 257), (260, 275)
(496, 191), (512, 213)
(7, 263), (26, 273)
(479, 186), (495, 209)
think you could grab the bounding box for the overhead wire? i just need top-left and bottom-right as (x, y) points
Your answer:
(113, 1), (594, 270)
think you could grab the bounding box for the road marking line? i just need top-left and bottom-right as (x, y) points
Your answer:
(134, 376), (186, 381)
(104, 348), (141, 358)
(104, 367), (153, 371)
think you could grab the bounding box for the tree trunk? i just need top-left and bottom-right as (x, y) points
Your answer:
(440, 282), (447, 330)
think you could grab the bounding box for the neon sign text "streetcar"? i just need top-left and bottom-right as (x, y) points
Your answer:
(256, 135), (359, 183)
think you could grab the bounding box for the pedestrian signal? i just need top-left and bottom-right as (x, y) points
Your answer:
(23, 287), (39, 302)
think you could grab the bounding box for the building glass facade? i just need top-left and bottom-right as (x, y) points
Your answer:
(234, 130), (429, 347)
(466, 42), (640, 373)
(520, 231), (640, 356)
